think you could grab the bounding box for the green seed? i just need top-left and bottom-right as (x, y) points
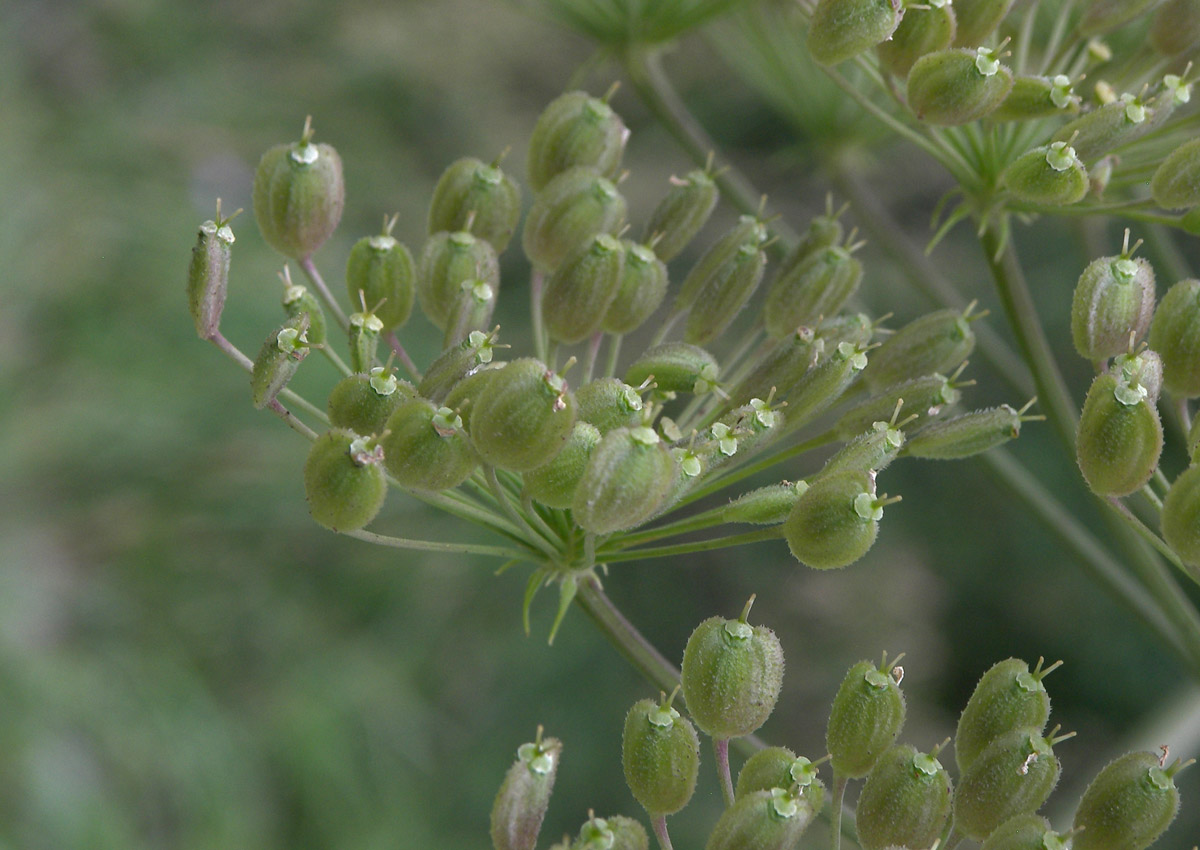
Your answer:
(572, 426), (677, 533)
(574, 814), (648, 850)
(818, 422), (905, 478)
(542, 233), (625, 344)
(417, 230), (500, 331)
(786, 341), (870, 429)
(907, 47), (1014, 126)
(808, 0), (904, 67)
(1076, 372), (1163, 497)
(705, 787), (819, 850)
(955, 657), (1059, 775)
(381, 398), (478, 491)
(576, 377), (645, 433)
(524, 422), (601, 509)
(1053, 95), (1155, 163)
(303, 429), (387, 532)
(728, 327), (820, 409)
(621, 692), (700, 816)
(1003, 142), (1089, 207)
(903, 404), (1030, 460)
(855, 744), (953, 850)
(250, 313), (313, 410)
(281, 274), (327, 346)
(992, 75), (1081, 122)
(1150, 278), (1200, 396)
(327, 369), (414, 436)
(877, 3), (957, 78)
(602, 240), (669, 335)
(834, 372), (962, 439)
(1162, 464), (1200, 567)
(419, 330), (501, 404)
(427, 156), (522, 253)
(954, 727), (1067, 841)
(763, 245), (862, 340)
(470, 359), (578, 472)
(979, 813), (1065, 850)
(643, 169), (719, 263)
(1071, 249), (1156, 363)
(1072, 750), (1189, 850)
(522, 166), (627, 271)
(862, 306), (977, 392)
(345, 222), (415, 330)
(625, 342), (721, 395)
(252, 119), (344, 260)
(674, 215), (768, 313)
(527, 90), (628, 194)
(723, 481), (808, 526)
(490, 731), (562, 850)
(825, 655), (907, 778)
(735, 748), (825, 812)
(952, 0), (1015, 46)
(186, 209), (234, 340)
(1152, 138), (1200, 210)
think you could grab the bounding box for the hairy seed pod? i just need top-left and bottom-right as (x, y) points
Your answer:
(573, 426), (677, 533)
(736, 749), (825, 810)
(527, 91), (628, 194)
(253, 120), (344, 259)
(523, 166), (627, 271)
(443, 362), (505, 432)
(1080, 0), (1170, 37)
(1152, 138), (1200, 210)
(327, 369), (414, 436)
(303, 429), (387, 532)
(834, 373), (962, 439)
(907, 47), (1014, 125)
(816, 312), (877, 358)
(625, 342), (721, 394)
(428, 156), (522, 252)
(826, 655), (907, 778)
(346, 226), (415, 330)
(1162, 465), (1200, 567)
(1003, 142), (1089, 206)
(878, 2), (957, 78)
(187, 212), (234, 339)
(1073, 750), (1189, 850)
(954, 727), (1066, 841)
(683, 238), (767, 346)
(993, 75), (1081, 122)
(855, 744), (953, 850)
(524, 422), (601, 509)
(787, 341), (870, 428)
(1053, 96), (1155, 163)
(680, 599), (785, 740)
(381, 399), (477, 491)
(348, 306), (384, 374)
(1151, 0), (1200, 55)
(281, 278), (327, 346)
(819, 421), (905, 478)
(574, 814), (648, 850)
(491, 732), (562, 850)
(786, 470), (889, 570)
(674, 215), (768, 313)
(576, 377), (645, 433)
(952, 0), (1016, 46)
(419, 330), (500, 403)
(728, 327), (820, 408)
(1071, 251), (1156, 363)
(250, 313), (312, 409)
(808, 0), (904, 66)
(643, 169), (720, 263)
(764, 245), (862, 340)
(955, 657), (1059, 775)
(444, 278), (497, 347)
(417, 230), (500, 331)
(471, 359), (577, 472)
(903, 404), (1028, 460)
(979, 813), (1065, 850)
(863, 307), (977, 392)
(543, 233), (625, 344)
(622, 692), (700, 816)
(603, 240), (669, 334)
(1077, 372), (1163, 496)
(706, 787), (818, 850)
(1151, 279), (1200, 397)
(724, 481), (808, 526)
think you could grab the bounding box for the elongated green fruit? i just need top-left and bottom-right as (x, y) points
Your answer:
(625, 342), (720, 394)
(252, 119), (344, 260)
(1076, 373), (1163, 497)
(1072, 750), (1190, 850)
(381, 399), (477, 491)
(979, 813), (1065, 850)
(907, 47), (1014, 125)
(955, 657), (1059, 774)
(542, 233), (625, 344)
(527, 90), (628, 193)
(826, 655), (907, 778)
(250, 313), (312, 409)
(808, 0), (903, 67)
(643, 168), (720, 263)
(855, 744), (953, 850)
(186, 210), (234, 340)
(417, 230), (500, 331)
(1071, 250), (1156, 363)
(327, 369), (414, 436)
(862, 306), (977, 392)
(1149, 279), (1200, 396)
(303, 430), (387, 532)
(491, 731), (562, 850)
(952, 0), (1015, 46)
(1003, 143), (1089, 207)
(954, 727), (1066, 840)
(705, 787), (818, 850)
(573, 426), (676, 533)
(471, 358), (577, 472)
(622, 691), (700, 816)
(1153, 138), (1200, 210)
(878, 2), (956, 78)
(736, 749), (824, 810)
(522, 166), (626, 271)
(346, 223), (415, 330)
(428, 156), (521, 252)
(1162, 465), (1200, 568)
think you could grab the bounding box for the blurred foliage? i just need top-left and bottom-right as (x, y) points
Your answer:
(1, 1), (1197, 848)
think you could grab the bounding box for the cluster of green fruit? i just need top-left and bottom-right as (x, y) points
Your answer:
(491, 601), (1190, 850)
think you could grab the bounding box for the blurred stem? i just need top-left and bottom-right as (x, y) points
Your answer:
(830, 777), (847, 850)
(532, 270), (547, 362)
(604, 333), (623, 378)
(320, 346), (352, 378)
(714, 738), (735, 807)
(1107, 498), (1200, 588)
(597, 527), (784, 562)
(385, 331), (423, 383)
(299, 256), (350, 331)
(343, 528), (528, 559)
(486, 465), (560, 560)
(650, 815), (673, 850)
(611, 504), (730, 548)
(266, 399), (318, 440)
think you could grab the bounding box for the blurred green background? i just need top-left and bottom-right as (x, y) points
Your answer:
(1, 1), (1198, 848)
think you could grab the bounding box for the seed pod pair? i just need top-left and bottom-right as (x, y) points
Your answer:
(992, 75), (1081, 122)
(1053, 94), (1154, 163)
(471, 358), (577, 472)
(1071, 240), (1156, 363)
(381, 399), (477, 491)
(955, 657), (1060, 774)
(783, 197), (848, 272)
(787, 469), (896, 570)
(625, 342), (721, 395)
(808, 0), (903, 67)
(523, 167), (627, 271)
(622, 691), (700, 817)
(576, 378), (645, 433)
(674, 215), (767, 312)
(543, 233), (625, 343)
(728, 327), (821, 408)
(862, 304), (979, 392)
(834, 371), (963, 439)
(250, 313), (313, 409)
(186, 205), (236, 340)
(1003, 142), (1089, 206)
(878, 1), (957, 78)
(523, 422), (601, 509)
(1072, 749), (1191, 850)
(253, 118), (344, 260)
(491, 730), (562, 850)
(573, 426), (677, 533)
(787, 341), (871, 429)
(826, 654), (907, 778)
(603, 240), (668, 334)
(1076, 372), (1163, 496)
(907, 47), (1014, 126)
(428, 156), (522, 253)
(346, 217), (415, 330)
(1162, 465), (1200, 567)
(904, 402), (1036, 460)
(303, 429), (387, 532)
(643, 167), (720, 263)
(705, 786), (818, 850)
(419, 330), (500, 403)
(417, 230), (500, 332)
(527, 90), (627, 194)
(327, 368), (414, 436)
(763, 240), (863, 340)
(736, 749), (825, 812)
(682, 223), (769, 346)
(855, 743), (953, 850)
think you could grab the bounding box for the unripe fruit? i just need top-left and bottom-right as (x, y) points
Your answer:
(903, 403), (1034, 460)
(573, 426), (677, 533)
(574, 814), (648, 850)
(491, 730), (562, 850)
(1003, 142), (1089, 206)
(787, 341), (870, 428)
(345, 219), (415, 330)
(763, 244), (862, 340)
(444, 278), (497, 347)
(952, 0), (1015, 46)
(783, 199), (847, 273)
(471, 359), (577, 472)
(992, 75), (1081, 122)
(808, 0), (904, 67)
(724, 481), (808, 526)
(327, 368), (414, 436)
(303, 429), (387, 532)
(443, 362), (505, 432)
(1077, 372), (1163, 497)
(834, 372), (962, 439)
(428, 156), (522, 253)
(705, 787), (818, 850)
(280, 272), (327, 346)
(643, 168), (720, 263)
(1053, 95), (1154, 163)
(543, 233), (625, 344)
(381, 399), (477, 491)
(728, 327), (820, 408)
(527, 90), (628, 194)
(524, 422), (601, 509)
(252, 118), (344, 260)
(826, 654), (907, 778)
(1071, 247), (1156, 363)
(674, 215), (768, 313)
(855, 744), (953, 850)
(1151, 279), (1200, 396)
(683, 235), (767, 346)
(1152, 138), (1200, 210)
(1162, 464), (1200, 567)
(622, 691), (700, 816)
(955, 657), (1060, 775)
(1072, 750), (1190, 850)
(816, 312), (877, 358)
(878, 2), (957, 78)
(1080, 0), (1169, 37)
(1113, 349), (1164, 405)
(787, 469), (892, 569)
(602, 240), (669, 335)
(1151, 0), (1200, 56)
(187, 206), (235, 340)
(625, 342), (721, 395)
(735, 749), (825, 811)
(907, 47), (1014, 126)
(576, 377), (645, 433)
(680, 598), (785, 740)
(954, 726), (1069, 841)
(980, 813), (1065, 850)
(862, 305), (978, 392)
(417, 230), (500, 332)
(819, 421), (905, 478)
(250, 313), (313, 410)
(347, 304), (385, 374)
(419, 330), (501, 404)
(523, 166), (627, 271)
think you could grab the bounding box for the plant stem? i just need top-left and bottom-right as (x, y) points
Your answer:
(576, 574), (682, 697)
(598, 527), (784, 563)
(386, 331), (422, 383)
(486, 466), (560, 560)
(830, 776), (847, 850)
(266, 399), (318, 440)
(604, 333), (623, 378)
(531, 270), (547, 363)
(342, 528), (528, 559)
(650, 814), (673, 850)
(714, 738), (735, 807)
(1107, 498), (1200, 588)
(299, 256), (349, 331)
(583, 331), (604, 384)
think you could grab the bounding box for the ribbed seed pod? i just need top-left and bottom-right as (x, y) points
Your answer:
(643, 169), (719, 263)
(728, 328), (820, 408)
(327, 369), (415, 436)
(281, 276), (327, 346)
(955, 657), (1059, 775)
(524, 422), (601, 509)
(250, 313), (312, 410)
(417, 230), (500, 331)
(979, 813), (1065, 850)
(1003, 142), (1089, 206)
(573, 426), (677, 533)
(952, 0), (1015, 46)
(1162, 465), (1200, 567)
(705, 787), (819, 850)
(680, 598), (785, 740)
(381, 399), (477, 491)
(763, 245), (862, 340)
(855, 744), (953, 850)
(428, 156), (522, 253)
(1080, 0), (1170, 37)
(785, 470), (890, 570)
(819, 422), (905, 479)
(419, 330), (499, 403)
(444, 279), (497, 347)
(904, 404), (1030, 460)
(1071, 249), (1156, 363)
(724, 481), (808, 525)
(834, 372), (962, 439)
(523, 167), (627, 271)
(1152, 138), (1200, 210)
(878, 2), (957, 78)
(443, 362), (505, 432)
(470, 358), (577, 472)
(622, 692), (700, 816)
(1076, 372), (1163, 496)
(786, 341), (870, 429)
(826, 655), (907, 778)
(303, 430), (387, 532)
(252, 119), (344, 260)
(736, 749), (824, 809)
(602, 240), (668, 334)
(1053, 96), (1155, 163)
(345, 222), (415, 330)
(347, 307), (384, 374)
(1150, 279), (1200, 396)
(543, 233), (625, 344)
(527, 90), (628, 194)
(863, 306), (977, 392)
(1151, 0), (1200, 56)
(574, 814), (648, 850)
(816, 312), (877, 358)
(781, 200), (847, 274)
(625, 342), (721, 395)
(954, 727), (1067, 841)
(187, 210), (234, 340)
(491, 731), (562, 850)
(1072, 750), (1189, 850)
(992, 75), (1081, 122)
(674, 215), (768, 313)
(808, 0), (904, 67)
(576, 377), (645, 433)
(907, 47), (1014, 125)
(684, 241), (768, 346)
